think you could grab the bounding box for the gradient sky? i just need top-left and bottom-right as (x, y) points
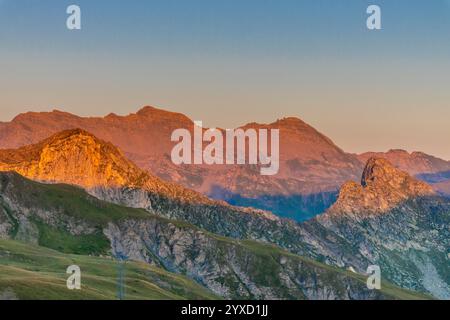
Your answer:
(1, 0), (449, 159)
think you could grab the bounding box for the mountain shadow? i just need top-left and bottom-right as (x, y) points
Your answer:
(208, 185), (338, 222)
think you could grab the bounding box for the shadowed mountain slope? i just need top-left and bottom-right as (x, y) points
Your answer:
(0, 171), (421, 300)
(308, 158), (450, 299)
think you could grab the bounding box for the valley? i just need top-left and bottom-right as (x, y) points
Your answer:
(2, 107), (448, 221)
(0, 239), (217, 300)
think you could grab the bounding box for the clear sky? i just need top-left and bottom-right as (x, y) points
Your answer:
(1, 0), (449, 159)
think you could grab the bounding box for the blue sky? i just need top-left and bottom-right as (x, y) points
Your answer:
(1, 0), (450, 158)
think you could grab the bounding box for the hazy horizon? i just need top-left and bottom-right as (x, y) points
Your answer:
(1, 0), (450, 159)
(1, 104), (449, 161)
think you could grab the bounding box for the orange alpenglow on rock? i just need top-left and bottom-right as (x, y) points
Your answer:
(327, 157), (436, 216)
(0, 129), (212, 205)
(0, 129), (141, 188)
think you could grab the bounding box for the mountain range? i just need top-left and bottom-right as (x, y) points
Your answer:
(3, 170), (406, 300)
(0, 123), (448, 299)
(1, 106), (449, 221)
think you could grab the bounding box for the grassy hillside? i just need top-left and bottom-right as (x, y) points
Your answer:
(0, 172), (431, 300)
(0, 239), (428, 301)
(237, 240), (432, 300)
(0, 239), (218, 300)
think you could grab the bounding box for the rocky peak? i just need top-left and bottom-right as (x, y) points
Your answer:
(274, 117), (307, 127)
(0, 129), (143, 188)
(0, 129), (216, 206)
(328, 157), (435, 216)
(134, 106), (193, 124)
(362, 158), (402, 187)
(271, 117), (325, 136)
(361, 158), (434, 193)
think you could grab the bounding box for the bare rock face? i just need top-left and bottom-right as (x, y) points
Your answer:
(328, 158), (435, 216)
(0, 129), (142, 188)
(104, 219), (389, 300)
(312, 158), (450, 299)
(361, 158), (435, 193)
(0, 129), (212, 205)
(0, 207), (13, 239)
(358, 150), (450, 196)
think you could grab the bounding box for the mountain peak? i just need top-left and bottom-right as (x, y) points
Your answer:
(0, 129), (215, 206)
(135, 105), (191, 121)
(328, 157), (435, 216)
(11, 109), (76, 122)
(361, 157), (399, 187)
(136, 105), (160, 115)
(361, 157), (436, 194)
(0, 128), (142, 188)
(49, 128), (93, 138)
(273, 117), (308, 128)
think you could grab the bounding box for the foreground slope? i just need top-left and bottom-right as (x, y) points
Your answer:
(0, 239), (217, 300)
(0, 172), (422, 300)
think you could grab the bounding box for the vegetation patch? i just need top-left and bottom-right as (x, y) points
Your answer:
(33, 219), (110, 256)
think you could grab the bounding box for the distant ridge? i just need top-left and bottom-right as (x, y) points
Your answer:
(358, 149), (450, 175)
(0, 106), (364, 220)
(1, 105), (449, 219)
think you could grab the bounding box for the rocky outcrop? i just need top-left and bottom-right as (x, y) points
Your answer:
(358, 150), (450, 196)
(104, 219), (389, 300)
(0, 129), (216, 205)
(327, 158), (435, 216)
(312, 159), (450, 299)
